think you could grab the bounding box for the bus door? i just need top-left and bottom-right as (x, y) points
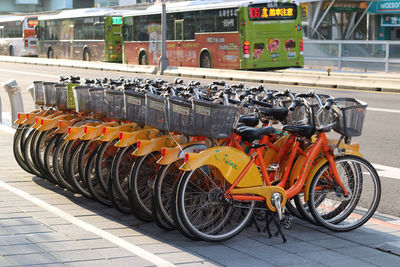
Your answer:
(174, 20), (184, 63)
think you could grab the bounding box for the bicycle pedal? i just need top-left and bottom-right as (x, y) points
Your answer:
(280, 214), (294, 230)
(267, 163), (280, 172)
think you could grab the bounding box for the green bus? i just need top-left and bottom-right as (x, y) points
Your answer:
(36, 8), (127, 62)
(122, 0), (304, 69)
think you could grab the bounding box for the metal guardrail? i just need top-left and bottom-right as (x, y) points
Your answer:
(304, 40), (400, 73)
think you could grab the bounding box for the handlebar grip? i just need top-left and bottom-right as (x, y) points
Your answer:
(174, 78), (184, 85)
(295, 93), (309, 98)
(212, 80), (226, 86)
(288, 99), (301, 111)
(251, 99), (273, 108)
(228, 98), (241, 105)
(323, 98), (335, 110)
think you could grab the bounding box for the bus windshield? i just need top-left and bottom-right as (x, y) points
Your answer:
(27, 17), (38, 28)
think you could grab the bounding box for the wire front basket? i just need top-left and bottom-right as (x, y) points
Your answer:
(124, 90), (146, 124)
(145, 93), (168, 130)
(89, 87), (106, 115)
(104, 89), (125, 120)
(332, 98), (368, 137)
(192, 99), (239, 139)
(43, 82), (57, 107)
(33, 81), (44, 106)
(55, 84), (68, 111)
(167, 96), (195, 135)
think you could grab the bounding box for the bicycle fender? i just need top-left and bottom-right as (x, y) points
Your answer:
(302, 142), (362, 202)
(22, 110), (46, 125)
(80, 122), (112, 140)
(38, 114), (74, 131)
(133, 135), (184, 156)
(115, 128), (159, 147)
(97, 122), (137, 142)
(32, 112), (58, 129)
(54, 117), (81, 134)
(180, 146), (263, 187)
(157, 141), (207, 165)
(65, 122), (98, 140)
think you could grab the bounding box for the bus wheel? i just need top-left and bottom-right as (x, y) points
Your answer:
(9, 46), (14, 56)
(200, 51), (211, 68)
(47, 48), (53, 59)
(139, 52), (147, 65)
(83, 49), (90, 61)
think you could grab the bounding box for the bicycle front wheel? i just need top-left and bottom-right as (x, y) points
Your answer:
(308, 155), (381, 232)
(177, 165), (255, 242)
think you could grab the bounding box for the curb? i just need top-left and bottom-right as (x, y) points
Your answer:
(1, 56), (400, 93)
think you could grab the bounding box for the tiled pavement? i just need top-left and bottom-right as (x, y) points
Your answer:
(0, 126), (400, 266)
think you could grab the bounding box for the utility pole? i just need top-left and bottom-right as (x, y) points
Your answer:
(158, 0), (169, 75)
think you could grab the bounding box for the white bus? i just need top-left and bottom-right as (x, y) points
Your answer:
(0, 16), (38, 56)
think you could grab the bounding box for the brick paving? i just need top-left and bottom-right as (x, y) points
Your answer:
(0, 126), (400, 266)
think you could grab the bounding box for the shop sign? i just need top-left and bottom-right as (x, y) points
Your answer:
(381, 15), (400, 26)
(369, 1), (400, 14)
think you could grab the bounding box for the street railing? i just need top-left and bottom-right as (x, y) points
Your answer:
(304, 39), (400, 73)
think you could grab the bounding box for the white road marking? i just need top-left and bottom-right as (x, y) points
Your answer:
(373, 163), (400, 180)
(0, 123), (15, 134)
(369, 107), (400, 114)
(0, 180), (175, 267)
(0, 68), (59, 78)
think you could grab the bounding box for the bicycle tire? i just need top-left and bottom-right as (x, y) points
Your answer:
(108, 173), (133, 214)
(170, 172), (199, 240)
(109, 145), (136, 214)
(22, 128), (42, 177)
(35, 129), (58, 183)
(129, 152), (161, 222)
(52, 137), (78, 192)
(43, 133), (62, 184)
(67, 140), (92, 198)
(84, 146), (111, 205)
(152, 160), (184, 230)
(176, 165), (255, 242)
(308, 155), (381, 232)
(95, 140), (118, 193)
(13, 125), (32, 173)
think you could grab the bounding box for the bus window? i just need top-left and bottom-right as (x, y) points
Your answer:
(122, 17), (133, 41)
(183, 11), (198, 40)
(4, 21), (23, 38)
(74, 18), (94, 40)
(200, 10), (216, 32)
(216, 8), (238, 32)
(0, 26), (3, 38)
(94, 17), (105, 40)
(175, 20), (183, 40)
(45, 20), (60, 40)
(133, 16), (149, 41)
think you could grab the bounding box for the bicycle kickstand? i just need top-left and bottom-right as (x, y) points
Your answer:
(263, 212), (287, 243)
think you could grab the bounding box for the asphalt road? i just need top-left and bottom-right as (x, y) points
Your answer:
(0, 61), (399, 217)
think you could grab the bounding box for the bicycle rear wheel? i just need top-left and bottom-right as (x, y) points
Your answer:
(176, 165), (255, 242)
(308, 155), (381, 232)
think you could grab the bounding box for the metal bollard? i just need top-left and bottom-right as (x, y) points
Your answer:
(3, 79), (24, 128)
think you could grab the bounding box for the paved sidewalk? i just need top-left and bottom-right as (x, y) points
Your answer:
(0, 125), (400, 266)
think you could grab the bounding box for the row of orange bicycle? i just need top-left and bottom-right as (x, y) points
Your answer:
(13, 75), (381, 242)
